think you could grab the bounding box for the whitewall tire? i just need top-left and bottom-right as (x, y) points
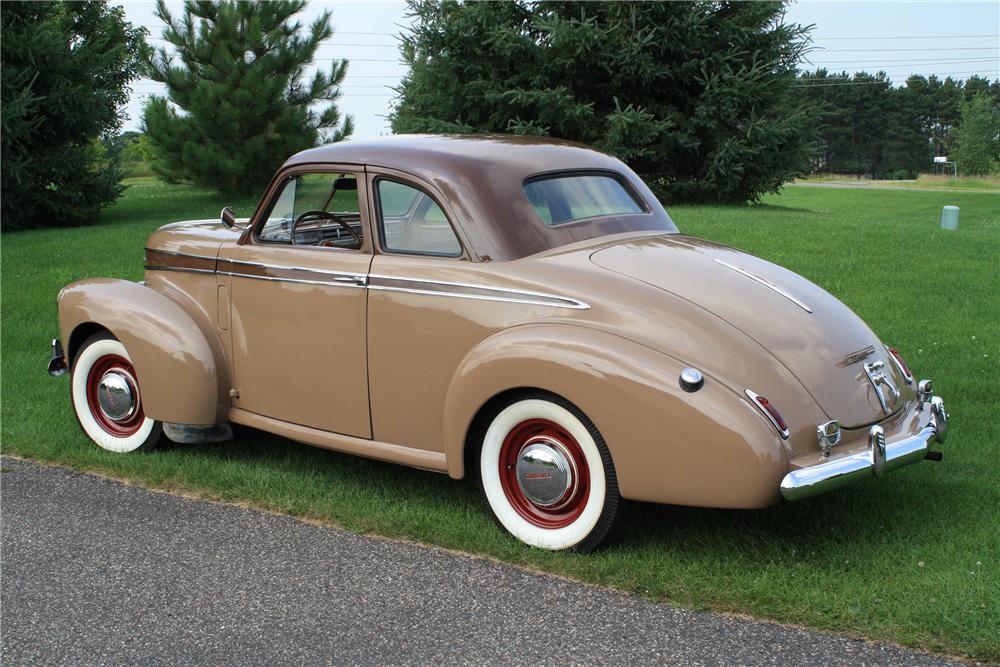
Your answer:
(71, 333), (162, 453)
(479, 393), (622, 552)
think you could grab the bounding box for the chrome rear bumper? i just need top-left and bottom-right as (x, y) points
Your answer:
(780, 394), (947, 501)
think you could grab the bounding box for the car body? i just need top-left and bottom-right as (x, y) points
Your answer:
(49, 134), (948, 551)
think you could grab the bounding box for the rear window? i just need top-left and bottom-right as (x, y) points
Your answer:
(524, 174), (645, 226)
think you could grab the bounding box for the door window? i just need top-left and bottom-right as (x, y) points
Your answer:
(259, 173), (364, 249)
(376, 179), (462, 257)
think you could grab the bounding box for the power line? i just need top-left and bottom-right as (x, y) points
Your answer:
(805, 57), (997, 65)
(813, 33), (999, 40)
(794, 70), (999, 86)
(813, 46), (999, 52)
(800, 60), (1000, 72)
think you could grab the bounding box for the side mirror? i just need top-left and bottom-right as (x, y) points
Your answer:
(220, 206), (237, 229)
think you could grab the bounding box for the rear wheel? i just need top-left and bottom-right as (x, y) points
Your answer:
(71, 332), (162, 453)
(478, 393), (622, 552)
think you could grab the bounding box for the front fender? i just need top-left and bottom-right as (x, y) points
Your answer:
(443, 324), (788, 509)
(58, 278), (225, 425)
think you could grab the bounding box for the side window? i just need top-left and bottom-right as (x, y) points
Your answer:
(376, 179), (462, 257)
(258, 173), (363, 249)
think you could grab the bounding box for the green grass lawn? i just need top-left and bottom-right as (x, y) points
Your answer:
(3, 180), (998, 661)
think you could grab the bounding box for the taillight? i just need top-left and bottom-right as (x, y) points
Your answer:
(745, 389), (789, 439)
(886, 345), (913, 383)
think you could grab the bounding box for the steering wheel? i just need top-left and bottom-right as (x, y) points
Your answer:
(290, 210), (361, 247)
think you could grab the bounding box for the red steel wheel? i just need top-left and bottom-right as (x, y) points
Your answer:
(85, 354), (145, 437)
(497, 418), (591, 529)
(479, 393), (622, 552)
(71, 332), (162, 453)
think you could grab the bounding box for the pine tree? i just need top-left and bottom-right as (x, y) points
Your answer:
(391, 1), (815, 203)
(953, 92), (1000, 176)
(1, 1), (146, 231)
(143, 0), (353, 195)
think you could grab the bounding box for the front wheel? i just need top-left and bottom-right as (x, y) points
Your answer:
(479, 393), (622, 552)
(71, 332), (162, 453)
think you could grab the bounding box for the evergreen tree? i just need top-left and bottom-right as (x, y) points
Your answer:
(143, 0), (352, 195)
(1, 1), (146, 231)
(953, 92), (1000, 176)
(391, 1), (814, 203)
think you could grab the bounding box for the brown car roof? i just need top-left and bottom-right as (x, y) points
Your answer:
(284, 134), (676, 261)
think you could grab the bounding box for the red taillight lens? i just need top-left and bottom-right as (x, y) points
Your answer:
(888, 347), (913, 380)
(755, 395), (788, 433)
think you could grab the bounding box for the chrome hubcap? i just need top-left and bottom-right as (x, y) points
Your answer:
(515, 437), (578, 509)
(97, 370), (138, 422)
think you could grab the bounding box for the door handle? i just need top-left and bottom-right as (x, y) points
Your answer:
(333, 275), (367, 286)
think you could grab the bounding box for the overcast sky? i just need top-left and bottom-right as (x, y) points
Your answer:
(121, 0), (1000, 139)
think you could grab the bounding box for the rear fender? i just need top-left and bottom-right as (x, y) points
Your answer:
(443, 324), (788, 509)
(58, 278), (226, 425)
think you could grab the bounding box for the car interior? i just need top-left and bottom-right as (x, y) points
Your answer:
(259, 172), (366, 249)
(258, 172), (463, 256)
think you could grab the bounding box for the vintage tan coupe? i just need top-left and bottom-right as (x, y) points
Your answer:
(49, 135), (948, 551)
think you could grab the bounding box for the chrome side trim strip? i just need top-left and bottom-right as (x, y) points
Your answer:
(714, 259), (813, 313)
(143, 249), (588, 308)
(144, 248), (217, 261)
(227, 258), (365, 280)
(221, 272), (367, 289)
(368, 285), (583, 309)
(144, 265), (217, 275)
(368, 273), (590, 310)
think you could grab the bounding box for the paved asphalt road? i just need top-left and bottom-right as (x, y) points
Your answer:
(1, 458), (967, 667)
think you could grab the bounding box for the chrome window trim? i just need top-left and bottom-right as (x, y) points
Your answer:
(714, 259), (813, 313)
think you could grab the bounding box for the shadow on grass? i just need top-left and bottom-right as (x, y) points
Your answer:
(158, 423), (951, 564)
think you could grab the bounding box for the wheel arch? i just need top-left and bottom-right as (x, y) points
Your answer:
(59, 278), (227, 426)
(443, 323), (788, 509)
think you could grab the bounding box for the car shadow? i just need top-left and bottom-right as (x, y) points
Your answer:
(163, 425), (953, 561)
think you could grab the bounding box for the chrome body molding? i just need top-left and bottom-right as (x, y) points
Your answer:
(143, 248), (589, 309)
(713, 258), (813, 313)
(368, 274), (589, 310)
(744, 388), (790, 439)
(780, 395), (947, 501)
(885, 344), (913, 384)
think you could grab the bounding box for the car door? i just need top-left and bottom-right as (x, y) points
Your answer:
(224, 166), (373, 438)
(365, 171), (490, 452)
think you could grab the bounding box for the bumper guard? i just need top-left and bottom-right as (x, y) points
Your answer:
(47, 338), (68, 377)
(780, 393), (947, 501)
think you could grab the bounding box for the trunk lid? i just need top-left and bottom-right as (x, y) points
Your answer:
(591, 235), (907, 428)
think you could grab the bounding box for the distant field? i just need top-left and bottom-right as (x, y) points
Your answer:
(2, 180), (998, 661)
(798, 172), (1000, 191)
